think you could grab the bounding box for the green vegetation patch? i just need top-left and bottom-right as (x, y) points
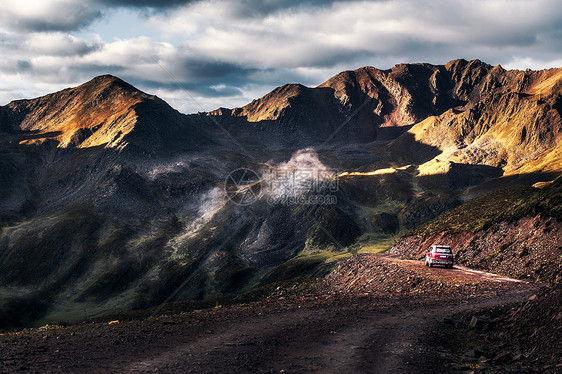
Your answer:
(503, 177), (562, 222)
(260, 253), (340, 284)
(409, 176), (562, 237)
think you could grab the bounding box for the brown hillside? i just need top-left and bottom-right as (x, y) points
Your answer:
(212, 59), (562, 170)
(6, 76), (155, 148)
(393, 61), (562, 175)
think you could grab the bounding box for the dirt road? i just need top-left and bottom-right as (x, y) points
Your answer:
(0, 255), (538, 373)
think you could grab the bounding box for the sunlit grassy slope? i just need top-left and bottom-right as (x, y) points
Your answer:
(409, 177), (562, 237)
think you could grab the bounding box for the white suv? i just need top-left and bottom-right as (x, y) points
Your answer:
(425, 245), (454, 268)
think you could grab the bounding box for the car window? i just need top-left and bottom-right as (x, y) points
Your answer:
(435, 247), (451, 253)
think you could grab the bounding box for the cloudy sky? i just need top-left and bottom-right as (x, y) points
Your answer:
(1, 0), (562, 113)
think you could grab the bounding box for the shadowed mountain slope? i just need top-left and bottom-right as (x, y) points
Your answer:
(1, 60), (561, 329)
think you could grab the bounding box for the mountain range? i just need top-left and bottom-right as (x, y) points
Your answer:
(1, 59), (561, 328)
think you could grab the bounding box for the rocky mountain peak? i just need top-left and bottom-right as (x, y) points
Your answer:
(3, 75), (157, 149)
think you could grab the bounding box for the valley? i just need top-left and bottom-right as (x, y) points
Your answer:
(0, 58), (561, 373)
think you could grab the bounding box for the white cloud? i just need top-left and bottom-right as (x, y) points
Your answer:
(503, 57), (562, 71)
(25, 33), (99, 56)
(145, 0), (562, 71)
(83, 36), (171, 68)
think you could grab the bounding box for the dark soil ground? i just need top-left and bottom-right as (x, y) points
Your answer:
(0, 254), (542, 373)
(440, 283), (562, 374)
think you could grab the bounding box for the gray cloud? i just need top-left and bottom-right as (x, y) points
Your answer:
(224, 0), (365, 17)
(137, 79), (243, 97)
(92, 0), (198, 8)
(0, 1), (101, 32)
(179, 59), (253, 80)
(91, 0), (359, 13)
(16, 60), (31, 71)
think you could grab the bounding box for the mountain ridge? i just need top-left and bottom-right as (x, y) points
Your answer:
(2, 75), (197, 152)
(2, 59), (562, 160)
(1, 59), (562, 328)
